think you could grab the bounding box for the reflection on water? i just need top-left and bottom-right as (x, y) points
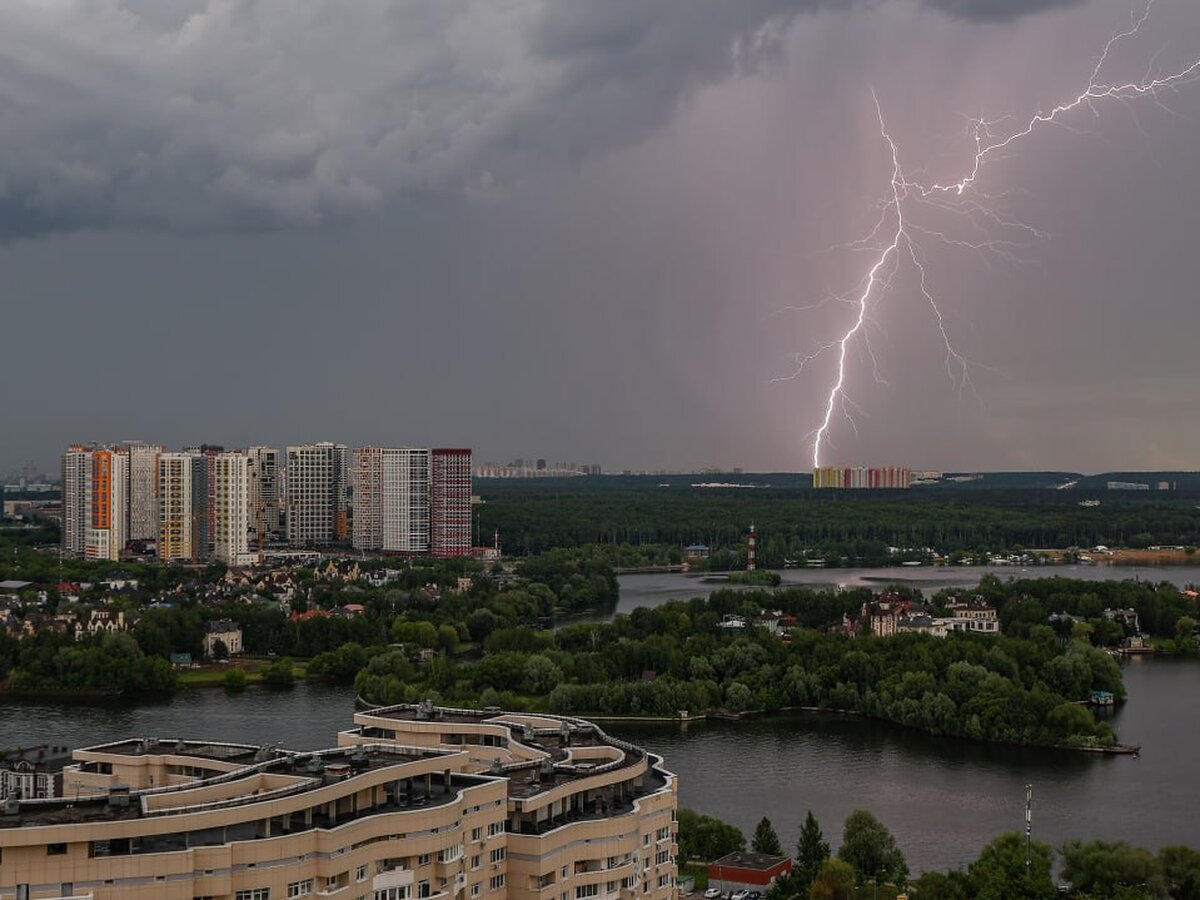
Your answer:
(0, 659), (1195, 873)
(615, 564), (1200, 618)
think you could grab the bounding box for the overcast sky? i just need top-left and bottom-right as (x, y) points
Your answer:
(3, 0), (1199, 475)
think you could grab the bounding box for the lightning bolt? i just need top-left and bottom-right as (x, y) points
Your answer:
(799, 0), (1200, 467)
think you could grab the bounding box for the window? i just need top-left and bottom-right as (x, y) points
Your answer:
(655, 851), (670, 866)
(375, 889), (411, 900)
(236, 891), (270, 900)
(575, 886), (599, 899)
(472, 855), (482, 870)
(490, 848), (505, 864)
(471, 885), (480, 898)
(643, 834), (650, 847)
(47, 843), (67, 855)
(357, 865), (370, 882)
(288, 880), (314, 898)
(658, 874), (672, 888)
(606, 882), (617, 893)
(471, 827), (483, 842)
(561, 867), (569, 880)
(487, 821), (504, 837)
(656, 827), (671, 842)
(418, 854), (432, 866)
(489, 875), (506, 891)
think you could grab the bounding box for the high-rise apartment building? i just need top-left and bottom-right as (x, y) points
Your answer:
(353, 447), (472, 556)
(124, 441), (164, 542)
(245, 445), (281, 545)
(62, 444), (132, 561)
(382, 448), (430, 554)
(285, 442), (347, 546)
(85, 448), (129, 561)
(351, 446), (385, 551)
(431, 448), (472, 557)
(60, 445), (92, 558)
(213, 452), (255, 566)
(157, 452), (202, 562)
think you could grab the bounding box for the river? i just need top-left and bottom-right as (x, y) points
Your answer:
(1, 657), (1196, 873)
(612, 563), (1200, 617)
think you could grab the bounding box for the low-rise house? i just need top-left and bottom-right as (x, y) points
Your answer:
(1104, 608), (1141, 632)
(203, 619), (244, 657)
(947, 599), (999, 634)
(0, 745), (70, 799)
(708, 852), (793, 895)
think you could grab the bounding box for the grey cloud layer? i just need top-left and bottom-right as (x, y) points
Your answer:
(0, 0), (1089, 237)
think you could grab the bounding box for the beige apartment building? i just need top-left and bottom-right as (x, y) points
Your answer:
(0, 708), (678, 900)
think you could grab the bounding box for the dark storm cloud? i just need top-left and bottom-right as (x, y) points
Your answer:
(0, 0), (1089, 240)
(923, 0), (1090, 20)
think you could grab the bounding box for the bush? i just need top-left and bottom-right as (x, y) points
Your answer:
(223, 668), (247, 691)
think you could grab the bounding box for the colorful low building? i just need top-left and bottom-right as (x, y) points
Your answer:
(706, 851), (792, 894)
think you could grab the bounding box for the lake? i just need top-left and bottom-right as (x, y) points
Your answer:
(1, 658), (1196, 873)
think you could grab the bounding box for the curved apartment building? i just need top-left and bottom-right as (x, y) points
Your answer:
(0, 708), (677, 900)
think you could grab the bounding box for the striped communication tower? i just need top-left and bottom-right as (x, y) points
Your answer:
(747, 523), (757, 572)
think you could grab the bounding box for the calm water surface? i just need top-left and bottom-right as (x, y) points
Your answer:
(614, 564), (1200, 617)
(0, 659), (1195, 872)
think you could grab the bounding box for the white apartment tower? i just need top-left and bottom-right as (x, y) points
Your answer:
(157, 453), (200, 562)
(61, 445), (92, 558)
(213, 452), (256, 566)
(384, 448), (430, 553)
(124, 441), (164, 541)
(285, 442), (347, 546)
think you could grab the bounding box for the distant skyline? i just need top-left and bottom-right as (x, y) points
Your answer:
(4, 0), (1200, 474)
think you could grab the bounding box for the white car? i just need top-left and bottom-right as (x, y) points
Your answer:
(731, 891), (750, 900)
(703, 890), (722, 899)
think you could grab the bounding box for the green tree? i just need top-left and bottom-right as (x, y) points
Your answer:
(677, 808), (745, 862)
(523, 655), (563, 695)
(212, 638), (229, 661)
(752, 816), (784, 856)
(908, 871), (974, 899)
(223, 668), (247, 690)
(795, 811), (830, 890)
(808, 859), (856, 900)
(262, 657), (295, 686)
(1159, 845), (1200, 899)
(1060, 840), (1167, 898)
(966, 832), (1056, 900)
(1175, 616), (1196, 653)
(836, 810), (907, 887)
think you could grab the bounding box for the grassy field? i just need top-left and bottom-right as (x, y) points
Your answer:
(176, 658), (308, 687)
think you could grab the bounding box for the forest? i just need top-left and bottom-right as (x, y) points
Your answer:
(472, 480), (1200, 564)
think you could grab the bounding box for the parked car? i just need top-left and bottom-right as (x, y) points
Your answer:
(703, 889), (722, 899)
(731, 891), (750, 900)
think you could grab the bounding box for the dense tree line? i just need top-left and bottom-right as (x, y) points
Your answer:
(681, 806), (1200, 899)
(474, 482), (1200, 562)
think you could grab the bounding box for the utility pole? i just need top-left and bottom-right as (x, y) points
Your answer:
(1025, 783), (1033, 871)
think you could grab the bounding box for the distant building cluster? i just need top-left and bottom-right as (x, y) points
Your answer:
(833, 593), (1000, 638)
(475, 457), (601, 478)
(812, 466), (912, 489)
(61, 441), (472, 564)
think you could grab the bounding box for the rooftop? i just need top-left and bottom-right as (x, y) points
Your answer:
(3, 742), (471, 829)
(711, 851), (792, 871)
